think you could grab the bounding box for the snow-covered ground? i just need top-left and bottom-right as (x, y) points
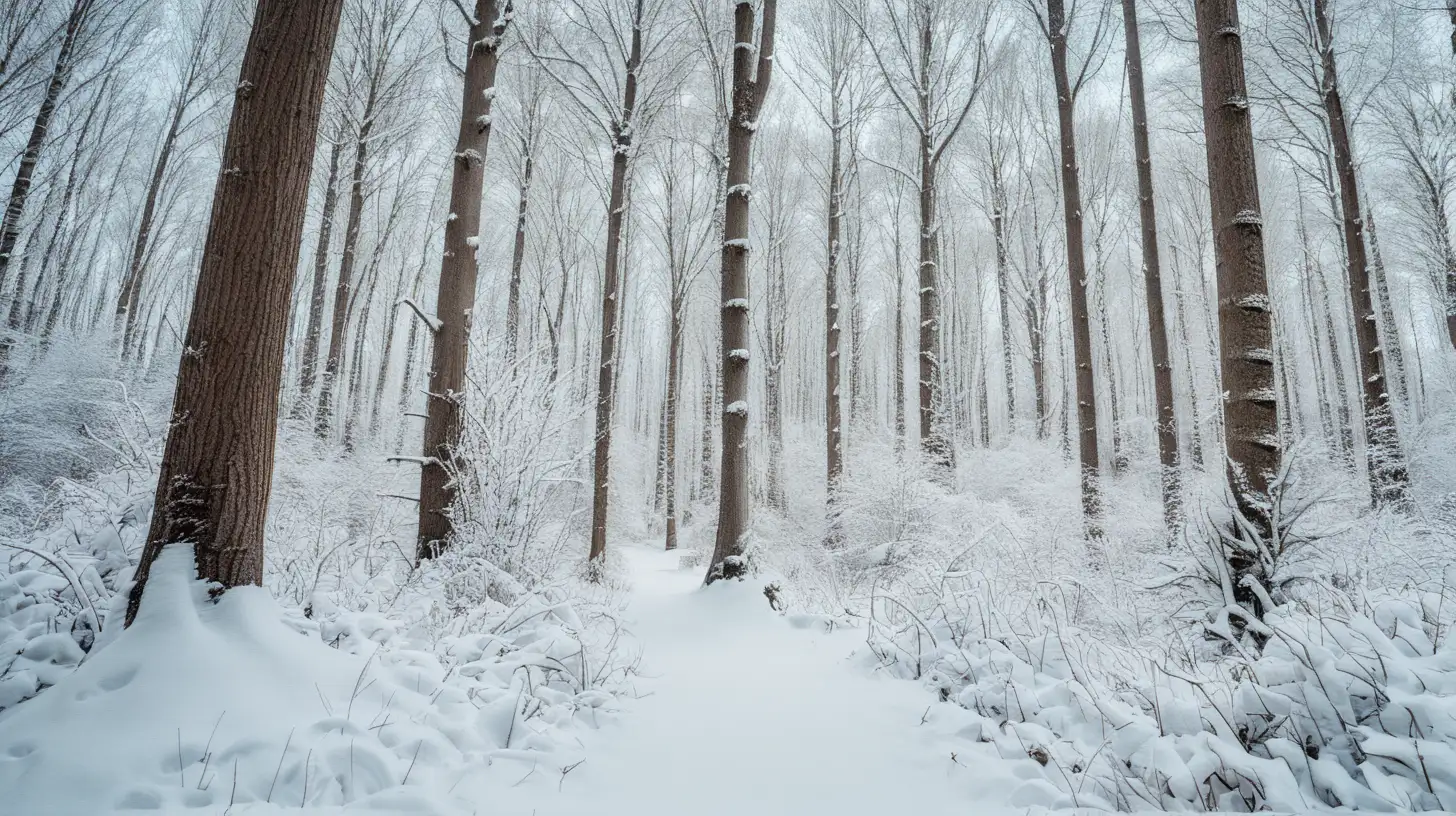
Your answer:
(0, 539), (1037, 815)
(472, 544), (1028, 816)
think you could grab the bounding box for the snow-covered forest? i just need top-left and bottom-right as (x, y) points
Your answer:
(1, 0), (1454, 812)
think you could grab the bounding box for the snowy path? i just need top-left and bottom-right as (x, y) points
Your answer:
(481, 544), (1026, 816)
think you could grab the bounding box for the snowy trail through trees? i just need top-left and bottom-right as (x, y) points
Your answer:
(484, 544), (1025, 816)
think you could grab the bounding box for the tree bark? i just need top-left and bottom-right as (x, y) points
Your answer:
(1312, 0), (1407, 506)
(1122, 0), (1180, 531)
(706, 0), (775, 584)
(125, 0), (345, 625)
(416, 0), (510, 559)
(505, 125), (535, 369)
(662, 291), (683, 550)
(990, 161), (1016, 433)
(587, 0), (645, 571)
(294, 137), (343, 419)
(316, 90), (377, 439)
(1195, 0), (1280, 617)
(825, 100), (844, 503)
(1047, 0), (1102, 539)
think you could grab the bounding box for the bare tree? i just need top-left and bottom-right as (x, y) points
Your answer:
(1028, 0), (1113, 540)
(705, 0), (776, 584)
(531, 0), (682, 571)
(843, 0), (996, 474)
(1122, 0), (1180, 531)
(125, 0), (345, 624)
(1196, 0), (1281, 619)
(114, 0), (234, 361)
(415, 0), (512, 559)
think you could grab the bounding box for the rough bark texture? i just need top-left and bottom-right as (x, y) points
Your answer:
(1123, 0), (1180, 531)
(1365, 209), (1406, 406)
(295, 138), (344, 418)
(990, 161), (1016, 431)
(125, 0), (345, 625)
(587, 0), (644, 570)
(1195, 0), (1280, 614)
(1047, 0), (1102, 539)
(1312, 0), (1407, 506)
(416, 0), (509, 559)
(706, 0), (776, 585)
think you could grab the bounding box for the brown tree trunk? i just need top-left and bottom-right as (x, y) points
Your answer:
(294, 137), (343, 419)
(1123, 0), (1180, 531)
(0, 0), (94, 299)
(1313, 0), (1407, 506)
(416, 0), (510, 559)
(1195, 0), (1280, 617)
(1047, 0), (1102, 539)
(316, 93), (376, 438)
(706, 0), (776, 584)
(825, 102), (844, 501)
(587, 0), (645, 571)
(116, 97), (187, 359)
(125, 0), (345, 625)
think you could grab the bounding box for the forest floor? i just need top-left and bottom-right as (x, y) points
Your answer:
(471, 543), (1030, 816)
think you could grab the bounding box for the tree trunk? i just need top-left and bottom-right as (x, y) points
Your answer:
(0, 0), (93, 300)
(416, 0), (509, 559)
(1123, 0), (1179, 531)
(587, 0), (644, 571)
(316, 95), (376, 439)
(125, 0), (344, 625)
(294, 138), (344, 419)
(825, 103), (844, 503)
(663, 293), (683, 550)
(991, 161), (1016, 433)
(116, 98), (187, 359)
(505, 131), (534, 369)
(1047, 0), (1102, 539)
(1366, 208), (1406, 406)
(893, 207), (906, 452)
(1195, 0), (1280, 618)
(1312, 0), (1407, 506)
(706, 0), (776, 584)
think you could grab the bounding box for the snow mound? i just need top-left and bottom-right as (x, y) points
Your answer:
(0, 545), (625, 813)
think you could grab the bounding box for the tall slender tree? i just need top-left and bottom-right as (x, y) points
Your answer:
(415, 0), (512, 559)
(1196, 0), (1281, 619)
(125, 0), (346, 624)
(705, 0), (777, 584)
(1122, 0), (1180, 531)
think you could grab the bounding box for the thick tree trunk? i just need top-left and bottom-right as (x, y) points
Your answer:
(416, 0), (509, 559)
(294, 138), (343, 419)
(706, 0), (775, 584)
(125, 0), (344, 625)
(1313, 0), (1407, 506)
(1123, 0), (1180, 531)
(1047, 0), (1102, 539)
(587, 0), (644, 571)
(1195, 0), (1280, 618)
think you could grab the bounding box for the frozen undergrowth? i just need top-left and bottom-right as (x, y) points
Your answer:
(0, 354), (635, 813)
(754, 433), (1456, 813)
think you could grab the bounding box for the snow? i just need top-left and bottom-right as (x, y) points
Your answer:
(461, 546), (1026, 816)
